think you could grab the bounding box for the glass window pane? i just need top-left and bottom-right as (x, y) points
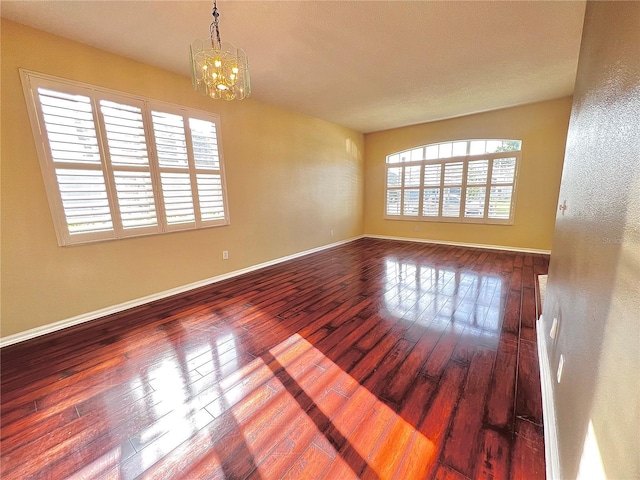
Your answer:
(399, 151), (411, 162)
(442, 187), (461, 217)
(488, 186), (513, 219)
(439, 143), (452, 158)
(403, 189), (420, 216)
(404, 166), (421, 187)
(499, 140), (522, 152)
(426, 145), (439, 160)
(485, 140), (502, 153)
(411, 148), (424, 161)
(387, 154), (400, 164)
(470, 140), (486, 155)
(387, 167), (402, 187)
(444, 162), (463, 185)
(492, 158), (516, 184)
(423, 164), (441, 186)
(423, 188), (440, 216)
(386, 190), (401, 215)
(465, 186), (486, 218)
(452, 141), (467, 157)
(467, 160), (489, 184)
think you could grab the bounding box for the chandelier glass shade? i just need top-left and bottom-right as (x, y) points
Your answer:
(190, 1), (250, 101)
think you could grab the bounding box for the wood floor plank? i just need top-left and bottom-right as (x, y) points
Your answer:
(434, 463), (470, 480)
(474, 428), (511, 480)
(510, 419), (546, 480)
(0, 238), (547, 479)
(441, 347), (497, 477)
(516, 339), (544, 425)
(394, 362), (467, 480)
(485, 339), (518, 429)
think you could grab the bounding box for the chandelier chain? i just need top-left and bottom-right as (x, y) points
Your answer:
(210, 0), (222, 49)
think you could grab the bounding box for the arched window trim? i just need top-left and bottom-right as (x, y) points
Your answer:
(384, 139), (521, 225)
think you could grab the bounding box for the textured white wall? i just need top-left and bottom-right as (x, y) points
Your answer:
(542, 2), (640, 479)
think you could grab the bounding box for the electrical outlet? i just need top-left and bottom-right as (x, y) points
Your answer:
(414, 226), (420, 232)
(330, 229), (334, 236)
(222, 250), (229, 260)
(557, 354), (565, 383)
(550, 317), (559, 339)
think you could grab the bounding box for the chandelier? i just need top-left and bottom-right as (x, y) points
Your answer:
(190, 0), (250, 101)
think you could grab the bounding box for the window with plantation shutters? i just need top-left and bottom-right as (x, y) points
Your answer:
(21, 70), (230, 246)
(385, 139), (521, 224)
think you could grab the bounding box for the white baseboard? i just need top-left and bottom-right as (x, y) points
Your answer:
(537, 316), (561, 479)
(0, 236), (364, 348)
(364, 234), (551, 255)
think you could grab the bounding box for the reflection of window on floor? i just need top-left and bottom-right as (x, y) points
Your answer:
(383, 259), (504, 335)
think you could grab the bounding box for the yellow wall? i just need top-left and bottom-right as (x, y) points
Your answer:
(363, 98), (573, 251)
(1, 19), (574, 340)
(0, 19), (364, 339)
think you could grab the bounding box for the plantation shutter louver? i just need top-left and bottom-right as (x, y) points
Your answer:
(189, 118), (226, 221)
(99, 99), (159, 233)
(37, 87), (115, 241)
(22, 71), (230, 246)
(150, 107), (230, 230)
(422, 164), (441, 217)
(151, 111), (197, 228)
(442, 162), (463, 217)
(489, 157), (517, 219)
(465, 160), (489, 218)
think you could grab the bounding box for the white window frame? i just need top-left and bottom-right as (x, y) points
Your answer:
(20, 70), (230, 246)
(384, 139), (521, 225)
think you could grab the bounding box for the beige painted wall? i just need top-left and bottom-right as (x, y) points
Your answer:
(541, 2), (639, 479)
(364, 98), (573, 251)
(0, 19), (364, 339)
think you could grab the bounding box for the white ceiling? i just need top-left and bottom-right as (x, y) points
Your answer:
(1, 1), (586, 133)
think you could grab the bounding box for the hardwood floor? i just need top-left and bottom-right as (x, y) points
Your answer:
(0, 238), (548, 479)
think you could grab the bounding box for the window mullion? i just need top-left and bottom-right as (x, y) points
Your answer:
(509, 154), (520, 220)
(484, 157), (494, 219)
(417, 163), (424, 220)
(142, 105), (168, 232)
(437, 161), (445, 219)
(182, 116), (202, 227)
(92, 96), (123, 236)
(399, 165), (405, 218)
(460, 158), (469, 222)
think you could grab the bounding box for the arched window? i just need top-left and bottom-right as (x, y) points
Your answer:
(385, 139), (521, 224)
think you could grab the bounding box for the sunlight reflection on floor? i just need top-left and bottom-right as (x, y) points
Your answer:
(230, 333), (439, 479)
